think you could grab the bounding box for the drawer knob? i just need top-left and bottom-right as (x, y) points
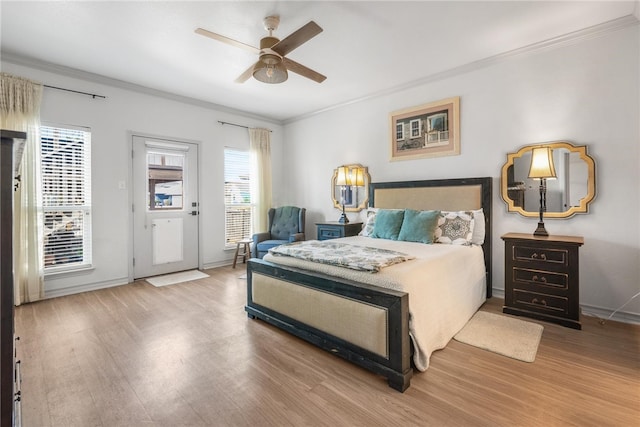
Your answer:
(531, 275), (547, 283)
(531, 252), (547, 261)
(531, 298), (547, 306)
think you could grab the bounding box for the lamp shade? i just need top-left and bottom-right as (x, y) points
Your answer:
(253, 61), (288, 84)
(336, 166), (351, 186)
(351, 167), (365, 187)
(528, 146), (557, 179)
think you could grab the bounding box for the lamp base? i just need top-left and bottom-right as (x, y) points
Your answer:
(533, 222), (549, 237)
(338, 202), (349, 223)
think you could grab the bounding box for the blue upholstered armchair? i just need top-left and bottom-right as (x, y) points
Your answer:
(252, 206), (306, 259)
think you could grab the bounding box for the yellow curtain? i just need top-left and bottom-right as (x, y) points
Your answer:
(248, 128), (272, 233)
(0, 73), (44, 304)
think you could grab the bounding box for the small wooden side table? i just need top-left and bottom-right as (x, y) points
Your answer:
(232, 239), (252, 268)
(502, 232), (584, 329)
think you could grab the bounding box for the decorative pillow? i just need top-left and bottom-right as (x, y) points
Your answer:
(440, 209), (485, 245)
(370, 209), (405, 240)
(397, 209), (440, 244)
(470, 208), (485, 245)
(358, 208), (379, 237)
(435, 211), (475, 245)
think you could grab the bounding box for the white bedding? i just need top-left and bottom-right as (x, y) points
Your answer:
(263, 235), (486, 371)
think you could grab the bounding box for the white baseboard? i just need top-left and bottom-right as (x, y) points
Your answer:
(580, 304), (640, 326)
(491, 288), (640, 326)
(44, 277), (129, 299)
(202, 259), (234, 270)
(491, 288), (505, 299)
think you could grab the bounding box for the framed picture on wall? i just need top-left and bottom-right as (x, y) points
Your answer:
(389, 96), (460, 161)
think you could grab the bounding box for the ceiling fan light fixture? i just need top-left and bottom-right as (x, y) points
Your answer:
(260, 52), (281, 65)
(253, 61), (288, 84)
(196, 16), (324, 84)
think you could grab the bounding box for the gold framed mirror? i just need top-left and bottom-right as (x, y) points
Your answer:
(331, 164), (371, 212)
(501, 141), (596, 218)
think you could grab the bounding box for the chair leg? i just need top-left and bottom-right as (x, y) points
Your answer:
(243, 242), (251, 263)
(232, 243), (240, 269)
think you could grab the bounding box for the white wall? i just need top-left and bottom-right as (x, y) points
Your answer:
(2, 62), (284, 297)
(283, 26), (640, 321)
(3, 24), (638, 321)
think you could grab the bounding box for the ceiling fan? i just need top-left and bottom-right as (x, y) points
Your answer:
(195, 16), (326, 84)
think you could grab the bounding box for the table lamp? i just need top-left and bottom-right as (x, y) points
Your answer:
(336, 166), (351, 223)
(528, 146), (557, 236)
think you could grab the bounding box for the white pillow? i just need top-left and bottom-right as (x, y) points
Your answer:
(358, 208), (379, 237)
(470, 208), (485, 245)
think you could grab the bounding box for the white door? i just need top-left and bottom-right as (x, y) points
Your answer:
(132, 135), (199, 279)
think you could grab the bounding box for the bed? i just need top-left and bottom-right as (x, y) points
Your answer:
(245, 177), (492, 392)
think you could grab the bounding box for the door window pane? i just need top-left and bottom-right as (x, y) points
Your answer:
(148, 152), (184, 210)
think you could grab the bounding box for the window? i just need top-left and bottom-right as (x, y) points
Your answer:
(147, 152), (184, 210)
(224, 148), (252, 248)
(396, 122), (405, 141)
(41, 125), (92, 272)
(410, 119), (422, 138)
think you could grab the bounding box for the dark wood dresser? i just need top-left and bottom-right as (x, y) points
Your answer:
(316, 222), (363, 241)
(1, 130), (26, 427)
(502, 232), (584, 330)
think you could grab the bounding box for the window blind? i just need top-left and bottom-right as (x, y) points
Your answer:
(224, 148), (252, 247)
(41, 125), (92, 272)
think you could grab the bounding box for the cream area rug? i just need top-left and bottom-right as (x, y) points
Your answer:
(454, 311), (544, 362)
(146, 270), (209, 287)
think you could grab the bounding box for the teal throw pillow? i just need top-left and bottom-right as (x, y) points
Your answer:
(397, 209), (441, 244)
(371, 209), (405, 240)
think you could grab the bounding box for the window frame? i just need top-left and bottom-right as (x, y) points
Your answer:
(223, 147), (253, 250)
(40, 124), (92, 275)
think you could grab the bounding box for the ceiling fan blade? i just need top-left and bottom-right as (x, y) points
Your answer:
(283, 57), (326, 83)
(235, 62), (258, 83)
(272, 21), (322, 57)
(195, 28), (260, 54)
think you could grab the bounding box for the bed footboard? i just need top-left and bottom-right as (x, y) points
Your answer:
(245, 258), (412, 392)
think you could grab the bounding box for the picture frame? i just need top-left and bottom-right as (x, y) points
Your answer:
(390, 96), (460, 161)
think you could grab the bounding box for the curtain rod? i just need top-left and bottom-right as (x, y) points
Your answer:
(218, 120), (272, 132)
(44, 85), (106, 99)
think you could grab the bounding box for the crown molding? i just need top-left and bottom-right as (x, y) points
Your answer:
(0, 51), (284, 126)
(284, 14), (640, 125)
(2, 13), (637, 126)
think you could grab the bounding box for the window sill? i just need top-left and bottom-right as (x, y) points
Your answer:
(44, 265), (95, 279)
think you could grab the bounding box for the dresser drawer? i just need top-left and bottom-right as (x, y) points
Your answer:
(513, 267), (568, 290)
(318, 227), (342, 240)
(512, 245), (568, 266)
(316, 222), (362, 241)
(512, 289), (569, 316)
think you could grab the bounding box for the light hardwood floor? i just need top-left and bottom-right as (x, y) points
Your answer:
(15, 266), (640, 426)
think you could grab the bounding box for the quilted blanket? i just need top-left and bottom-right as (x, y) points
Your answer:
(268, 240), (414, 272)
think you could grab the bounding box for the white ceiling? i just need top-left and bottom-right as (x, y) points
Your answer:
(1, 1), (637, 123)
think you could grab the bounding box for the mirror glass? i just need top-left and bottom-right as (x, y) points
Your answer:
(501, 141), (596, 218)
(331, 164), (371, 212)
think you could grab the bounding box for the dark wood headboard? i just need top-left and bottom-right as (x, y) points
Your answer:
(369, 177), (493, 297)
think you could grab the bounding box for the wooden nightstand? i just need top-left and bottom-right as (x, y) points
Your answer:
(316, 222), (363, 240)
(502, 233), (584, 330)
